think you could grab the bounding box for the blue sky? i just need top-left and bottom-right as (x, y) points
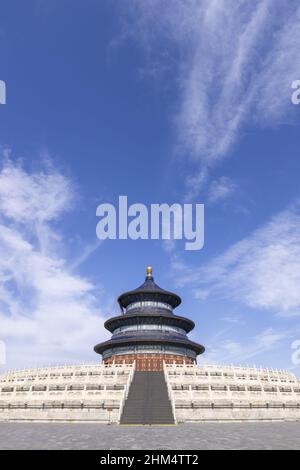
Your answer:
(1, 0), (300, 374)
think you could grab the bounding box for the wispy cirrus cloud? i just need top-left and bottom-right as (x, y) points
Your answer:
(124, 0), (300, 195)
(207, 176), (237, 204)
(172, 201), (300, 318)
(203, 327), (291, 365)
(0, 156), (106, 369)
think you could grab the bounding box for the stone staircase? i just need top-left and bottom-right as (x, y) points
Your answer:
(120, 371), (175, 425)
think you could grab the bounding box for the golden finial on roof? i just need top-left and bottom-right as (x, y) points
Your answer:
(146, 266), (153, 278)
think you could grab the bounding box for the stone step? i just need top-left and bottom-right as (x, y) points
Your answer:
(120, 371), (175, 425)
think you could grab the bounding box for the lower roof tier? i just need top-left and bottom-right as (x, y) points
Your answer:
(94, 335), (205, 357)
(101, 344), (198, 361)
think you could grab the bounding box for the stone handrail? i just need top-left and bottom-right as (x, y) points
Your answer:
(163, 361), (177, 424)
(117, 361), (136, 423)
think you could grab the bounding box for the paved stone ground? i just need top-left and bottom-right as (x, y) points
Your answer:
(0, 422), (299, 450)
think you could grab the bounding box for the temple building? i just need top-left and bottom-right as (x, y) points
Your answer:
(94, 267), (204, 371)
(0, 267), (300, 424)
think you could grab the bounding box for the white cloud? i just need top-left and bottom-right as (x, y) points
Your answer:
(124, 0), (300, 195)
(202, 327), (290, 365)
(208, 176), (236, 204)
(0, 161), (72, 223)
(0, 157), (106, 370)
(222, 315), (245, 325)
(256, 328), (286, 350)
(173, 201), (300, 317)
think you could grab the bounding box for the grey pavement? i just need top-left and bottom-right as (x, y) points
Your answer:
(0, 422), (299, 450)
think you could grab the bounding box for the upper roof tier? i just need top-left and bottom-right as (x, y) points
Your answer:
(117, 266), (182, 310)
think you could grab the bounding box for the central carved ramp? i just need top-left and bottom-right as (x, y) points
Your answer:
(120, 371), (175, 425)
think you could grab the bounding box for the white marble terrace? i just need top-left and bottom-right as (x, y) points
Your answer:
(164, 362), (300, 422)
(1, 361), (299, 422)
